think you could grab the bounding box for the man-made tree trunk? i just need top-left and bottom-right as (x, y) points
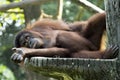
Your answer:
(105, 0), (120, 79)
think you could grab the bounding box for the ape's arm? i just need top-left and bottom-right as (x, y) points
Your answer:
(11, 47), (69, 63)
(25, 47), (69, 57)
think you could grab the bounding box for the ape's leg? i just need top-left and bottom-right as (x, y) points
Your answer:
(69, 13), (106, 50)
(71, 45), (119, 59)
(83, 13), (106, 49)
(69, 21), (87, 35)
(71, 50), (103, 58)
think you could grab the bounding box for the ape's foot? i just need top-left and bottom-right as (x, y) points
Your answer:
(103, 45), (119, 59)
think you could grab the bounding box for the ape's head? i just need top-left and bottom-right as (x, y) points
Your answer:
(15, 30), (44, 48)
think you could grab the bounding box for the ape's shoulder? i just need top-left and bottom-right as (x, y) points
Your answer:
(26, 19), (70, 31)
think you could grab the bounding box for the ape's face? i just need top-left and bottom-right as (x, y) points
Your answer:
(15, 31), (44, 48)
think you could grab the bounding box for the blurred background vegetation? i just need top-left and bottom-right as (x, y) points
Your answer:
(0, 0), (104, 80)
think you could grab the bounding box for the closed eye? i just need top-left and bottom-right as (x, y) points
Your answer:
(26, 36), (30, 39)
(22, 41), (28, 47)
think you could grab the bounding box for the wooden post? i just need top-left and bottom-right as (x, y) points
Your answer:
(105, 0), (120, 46)
(104, 0), (120, 79)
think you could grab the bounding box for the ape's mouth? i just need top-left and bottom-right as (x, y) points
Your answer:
(29, 38), (44, 49)
(32, 41), (44, 49)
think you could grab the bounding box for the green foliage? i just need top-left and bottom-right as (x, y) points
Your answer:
(41, 1), (58, 17)
(63, 1), (79, 21)
(0, 0), (10, 5)
(0, 64), (15, 80)
(0, 0), (25, 80)
(41, 0), (104, 22)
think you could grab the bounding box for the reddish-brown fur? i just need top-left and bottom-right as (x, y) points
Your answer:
(27, 19), (70, 30)
(69, 13), (106, 50)
(11, 13), (118, 63)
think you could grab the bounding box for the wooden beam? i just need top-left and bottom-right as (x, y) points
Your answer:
(0, 0), (53, 12)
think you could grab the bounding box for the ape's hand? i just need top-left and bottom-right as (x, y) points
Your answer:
(11, 47), (28, 63)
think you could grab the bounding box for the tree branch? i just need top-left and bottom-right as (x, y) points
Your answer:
(57, 0), (63, 20)
(0, 0), (53, 12)
(39, 10), (53, 19)
(72, 0), (104, 13)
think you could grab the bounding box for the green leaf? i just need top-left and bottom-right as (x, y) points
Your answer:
(0, 64), (15, 80)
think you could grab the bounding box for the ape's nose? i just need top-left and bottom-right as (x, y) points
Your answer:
(29, 38), (44, 48)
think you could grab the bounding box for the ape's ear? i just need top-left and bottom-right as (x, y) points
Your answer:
(14, 30), (27, 48)
(14, 33), (21, 47)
